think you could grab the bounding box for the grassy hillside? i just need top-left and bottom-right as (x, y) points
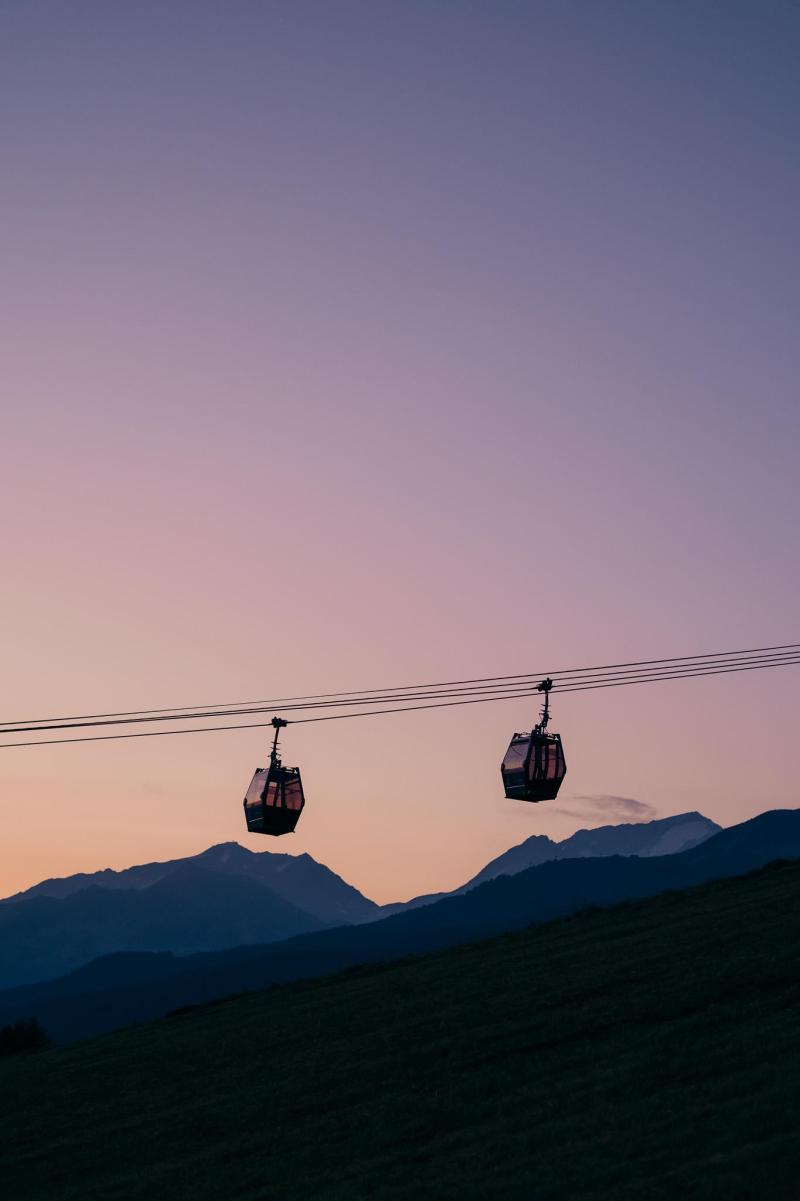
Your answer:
(1, 861), (799, 1200)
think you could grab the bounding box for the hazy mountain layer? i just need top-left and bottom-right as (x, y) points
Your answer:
(4, 841), (379, 926)
(463, 810), (720, 889)
(380, 810), (720, 915)
(1, 807), (794, 1043)
(0, 865), (326, 988)
(0, 813), (718, 988)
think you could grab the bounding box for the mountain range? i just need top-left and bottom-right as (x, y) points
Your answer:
(3, 841), (380, 923)
(0, 843), (379, 988)
(0, 807), (794, 1044)
(0, 811), (718, 988)
(380, 810), (720, 913)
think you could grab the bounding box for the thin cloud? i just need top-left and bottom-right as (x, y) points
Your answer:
(553, 794), (657, 823)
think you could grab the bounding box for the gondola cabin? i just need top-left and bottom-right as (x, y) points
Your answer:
(243, 717), (305, 836)
(501, 730), (566, 802)
(500, 678), (567, 803)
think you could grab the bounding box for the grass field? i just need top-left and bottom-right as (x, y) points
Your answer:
(1, 861), (799, 1200)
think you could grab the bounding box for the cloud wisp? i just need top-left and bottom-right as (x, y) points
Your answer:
(553, 795), (658, 823)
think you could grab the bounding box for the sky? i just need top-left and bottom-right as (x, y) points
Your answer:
(1, 0), (798, 903)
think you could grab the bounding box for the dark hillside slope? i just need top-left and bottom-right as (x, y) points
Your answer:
(1, 863), (798, 1200)
(1, 807), (794, 1042)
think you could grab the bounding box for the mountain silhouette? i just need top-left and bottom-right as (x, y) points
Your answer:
(0, 842), (381, 988)
(0, 864), (327, 988)
(380, 810), (720, 914)
(1, 807), (795, 1044)
(0, 814), (716, 988)
(3, 841), (379, 926)
(462, 810), (719, 888)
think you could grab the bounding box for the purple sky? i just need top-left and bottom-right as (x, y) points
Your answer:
(1, 1), (798, 901)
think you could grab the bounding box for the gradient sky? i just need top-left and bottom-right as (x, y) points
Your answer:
(1, 1), (798, 902)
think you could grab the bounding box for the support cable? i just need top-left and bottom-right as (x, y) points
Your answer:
(1, 641), (798, 731)
(0, 646), (798, 737)
(1, 651), (798, 748)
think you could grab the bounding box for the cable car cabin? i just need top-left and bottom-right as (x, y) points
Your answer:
(243, 763), (305, 835)
(501, 730), (566, 803)
(500, 678), (566, 803)
(243, 716), (306, 836)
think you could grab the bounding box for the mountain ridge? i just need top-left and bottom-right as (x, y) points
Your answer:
(1, 806), (794, 1043)
(379, 810), (720, 914)
(2, 840), (379, 925)
(0, 811), (722, 988)
(0, 864), (327, 988)
(463, 809), (719, 888)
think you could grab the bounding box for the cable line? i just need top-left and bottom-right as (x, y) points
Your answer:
(1, 641), (798, 732)
(0, 647), (798, 736)
(2, 650), (798, 748)
(292, 654), (800, 722)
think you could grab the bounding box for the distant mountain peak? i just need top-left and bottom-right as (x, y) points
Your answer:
(462, 810), (721, 891)
(196, 842), (254, 862)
